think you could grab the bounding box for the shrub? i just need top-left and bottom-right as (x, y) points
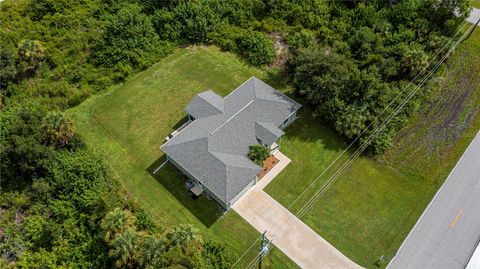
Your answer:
(16, 40), (45, 76)
(93, 4), (162, 70)
(236, 31), (275, 66)
(248, 144), (270, 166)
(153, 1), (221, 43)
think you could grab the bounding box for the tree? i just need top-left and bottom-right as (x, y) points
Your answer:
(420, 0), (470, 35)
(16, 40), (45, 76)
(171, 1), (221, 43)
(42, 111), (75, 148)
(0, 102), (54, 188)
(202, 240), (237, 269)
(165, 224), (202, 250)
(101, 208), (135, 242)
(109, 229), (140, 269)
(237, 31), (275, 66)
(399, 43), (429, 79)
(139, 235), (166, 268)
(248, 144), (270, 166)
(93, 4), (163, 72)
(0, 43), (15, 90)
(292, 45), (354, 120)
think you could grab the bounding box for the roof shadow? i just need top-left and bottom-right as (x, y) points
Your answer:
(172, 115), (189, 130)
(146, 156), (223, 228)
(281, 104), (348, 153)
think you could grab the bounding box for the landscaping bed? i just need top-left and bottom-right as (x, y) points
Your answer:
(258, 155), (280, 180)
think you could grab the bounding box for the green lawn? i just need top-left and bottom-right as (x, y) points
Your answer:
(264, 108), (434, 268)
(265, 26), (480, 268)
(69, 28), (480, 269)
(471, 0), (480, 8)
(69, 46), (297, 269)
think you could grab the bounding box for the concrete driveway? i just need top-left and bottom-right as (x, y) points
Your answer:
(233, 152), (362, 269)
(467, 7), (480, 24)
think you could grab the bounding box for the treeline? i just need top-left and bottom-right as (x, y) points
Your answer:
(0, 102), (235, 268)
(1, 0), (470, 152)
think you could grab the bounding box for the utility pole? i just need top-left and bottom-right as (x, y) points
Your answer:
(258, 231), (272, 269)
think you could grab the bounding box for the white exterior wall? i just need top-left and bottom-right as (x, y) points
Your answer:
(281, 111), (297, 129)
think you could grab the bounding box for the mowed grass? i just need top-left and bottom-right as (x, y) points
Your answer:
(69, 46), (297, 269)
(471, 0), (480, 8)
(264, 108), (433, 268)
(265, 26), (480, 268)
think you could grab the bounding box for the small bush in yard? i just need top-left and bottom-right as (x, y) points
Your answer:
(248, 144), (270, 166)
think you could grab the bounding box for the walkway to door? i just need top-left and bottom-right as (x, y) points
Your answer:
(233, 151), (362, 269)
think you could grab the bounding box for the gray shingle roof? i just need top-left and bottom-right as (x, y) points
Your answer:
(255, 121), (285, 146)
(161, 77), (300, 205)
(185, 90), (224, 118)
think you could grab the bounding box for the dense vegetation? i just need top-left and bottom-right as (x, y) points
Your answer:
(0, 102), (234, 267)
(0, 0), (471, 267)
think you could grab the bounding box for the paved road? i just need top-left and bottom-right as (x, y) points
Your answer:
(388, 131), (480, 269)
(467, 7), (480, 24)
(233, 152), (362, 269)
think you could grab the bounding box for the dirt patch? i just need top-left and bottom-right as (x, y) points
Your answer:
(270, 32), (289, 67)
(258, 155), (280, 179)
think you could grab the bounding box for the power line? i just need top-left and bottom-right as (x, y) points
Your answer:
(230, 235), (262, 269)
(295, 21), (475, 219)
(286, 21), (470, 212)
(231, 21), (471, 269)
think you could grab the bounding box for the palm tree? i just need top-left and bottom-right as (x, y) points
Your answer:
(165, 224), (202, 250)
(139, 235), (166, 268)
(17, 39), (45, 74)
(109, 229), (140, 269)
(42, 111), (75, 148)
(100, 208), (135, 243)
(248, 144), (270, 166)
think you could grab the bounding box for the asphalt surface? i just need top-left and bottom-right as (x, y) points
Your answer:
(388, 131), (480, 269)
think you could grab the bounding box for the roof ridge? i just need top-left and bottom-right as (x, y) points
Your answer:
(224, 76), (255, 100)
(161, 135), (205, 149)
(197, 90), (224, 113)
(210, 151), (259, 169)
(209, 99), (254, 135)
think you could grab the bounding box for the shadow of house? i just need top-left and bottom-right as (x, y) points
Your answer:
(172, 115), (189, 130)
(146, 157), (221, 228)
(280, 103), (348, 153)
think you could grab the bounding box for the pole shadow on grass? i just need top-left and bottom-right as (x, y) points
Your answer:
(146, 156), (222, 228)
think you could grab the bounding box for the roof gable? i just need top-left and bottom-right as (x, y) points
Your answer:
(185, 90), (224, 118)
(255, 121), (285, 146)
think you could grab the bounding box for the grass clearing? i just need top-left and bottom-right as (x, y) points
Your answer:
(471, 0), (480, 8)
(69, 46), (297, 269)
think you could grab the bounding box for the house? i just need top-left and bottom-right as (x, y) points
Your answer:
(160, 77), (301, 210)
